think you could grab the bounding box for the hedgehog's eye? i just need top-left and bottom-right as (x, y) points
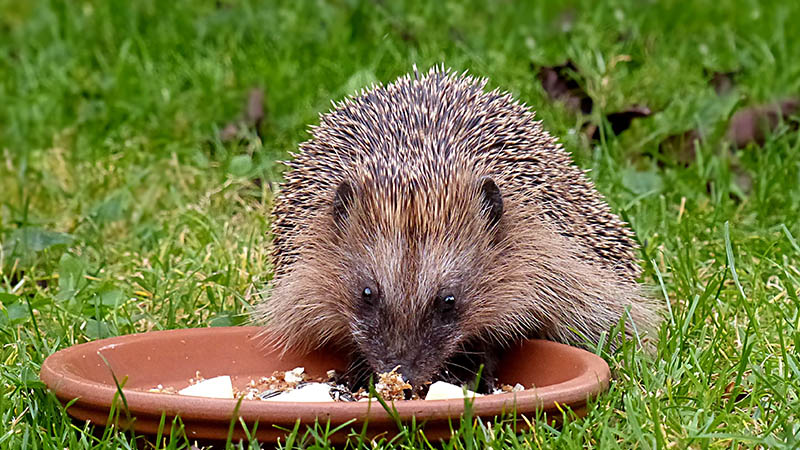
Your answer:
(361, 285), (378, 304)
(438, 294), (456, 312)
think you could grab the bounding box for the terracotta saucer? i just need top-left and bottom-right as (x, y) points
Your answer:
(40, 326), (610, 443)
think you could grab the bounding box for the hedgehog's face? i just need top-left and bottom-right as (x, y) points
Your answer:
(346, 276), (465, 393)
(330, 175), (504, 392)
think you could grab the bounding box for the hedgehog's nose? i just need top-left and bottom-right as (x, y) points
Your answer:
(398, 368), (416, 385)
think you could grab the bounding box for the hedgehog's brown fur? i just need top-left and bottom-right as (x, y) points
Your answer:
(258, 66), (662, 392)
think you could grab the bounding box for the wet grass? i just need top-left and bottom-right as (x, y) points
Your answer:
(1, 0), (799, 448)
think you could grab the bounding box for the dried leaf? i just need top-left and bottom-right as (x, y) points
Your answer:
(607, 105), (651, 134)
(246, 88), (264, 127)
(588, 105), (652, 140)
(536, 61), (593, 114)
(219, 87), (267, 142)
(726, 98), (799, 148)
(722, 380), (750, 403)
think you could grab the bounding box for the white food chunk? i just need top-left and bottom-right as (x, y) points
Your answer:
(284, 367), (305, 384)
(424, 381), (482, 400)
(264, 383), (334, 402)
(178, 375), (233, 399)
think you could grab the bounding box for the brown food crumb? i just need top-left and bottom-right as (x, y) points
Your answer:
(374, 366), (412, 401)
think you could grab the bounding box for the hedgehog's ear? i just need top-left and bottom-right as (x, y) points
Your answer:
(333, 181), (355, 228)
(479, 176), (503, 229)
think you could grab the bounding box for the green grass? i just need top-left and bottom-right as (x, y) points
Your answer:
(1, 0), (799, 448)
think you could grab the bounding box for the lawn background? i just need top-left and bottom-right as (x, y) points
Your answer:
(1, 0), (799, 448)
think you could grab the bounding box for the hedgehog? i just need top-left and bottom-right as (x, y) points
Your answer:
(257, 66), (662, 394)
